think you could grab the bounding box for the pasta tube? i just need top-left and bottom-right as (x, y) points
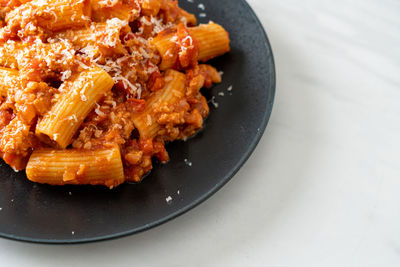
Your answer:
(26, 146), (124, 188)
(132, 69), (186, 139)
(150, 22), (230, 70)
(189, 22), (230, 62)
(36, 67), (114, 148)
(149, 30), (178, 71)
(6, 0), (91, 32)
(55, 21), (128, 56)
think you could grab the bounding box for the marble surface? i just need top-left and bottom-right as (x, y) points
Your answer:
(1, 0), (400, 266)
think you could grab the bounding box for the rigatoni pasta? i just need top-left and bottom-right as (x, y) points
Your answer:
(26, 146), (124, 188)
(5, 0), (91, 35)
(36, 67), (114, 149)
(149, 22), (230, 70)
(0, 0), (230, 188)
(54, 21), (129, 57)
(132, 69), (186, 139)
(190, 22), (231, 62)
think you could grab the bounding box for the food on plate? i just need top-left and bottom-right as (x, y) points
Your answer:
(0, 0), (230, 188)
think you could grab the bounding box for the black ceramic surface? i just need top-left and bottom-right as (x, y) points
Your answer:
(0, 0), (275, 244)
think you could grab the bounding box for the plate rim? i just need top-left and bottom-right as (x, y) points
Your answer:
(0, 0), (276, 245)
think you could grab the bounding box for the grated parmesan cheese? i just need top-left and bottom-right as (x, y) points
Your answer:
(181, 35), (193, 46)
(60, 70), (72, 81)
(80, 93), (87, 102)
(113, 76), (141, 97)
(68, 114), (78, 122)
(104, 100), (117, 108)
(94, 103), (106, 116)
(210, 96), (219, 108)
(53, 133), (60, 140)
(184, 159), (193, 167)
(150, 16), (173, 35)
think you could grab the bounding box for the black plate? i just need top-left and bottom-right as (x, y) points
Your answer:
(0, 0), (275, 244)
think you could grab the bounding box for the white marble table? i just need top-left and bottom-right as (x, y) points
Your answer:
(1, 0), (399, 266)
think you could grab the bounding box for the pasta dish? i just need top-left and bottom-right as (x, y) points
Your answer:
(0, 0), (230, 188)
